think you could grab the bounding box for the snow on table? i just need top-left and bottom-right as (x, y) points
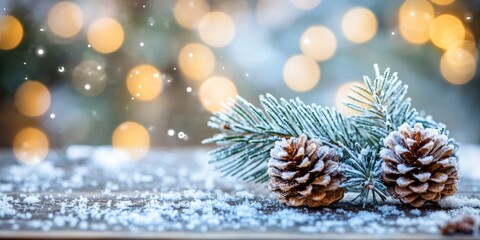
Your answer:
(0, 146), (479, 239)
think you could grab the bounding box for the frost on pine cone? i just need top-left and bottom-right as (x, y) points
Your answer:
(267, 134), (344, 207)
(381, 123), (458, 208)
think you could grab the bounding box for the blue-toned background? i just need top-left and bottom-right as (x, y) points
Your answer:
(0, 0), (478, 163)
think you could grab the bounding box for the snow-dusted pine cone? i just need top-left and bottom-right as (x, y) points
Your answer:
(268, 134), (344, 207)
(381, 123), (459, 208)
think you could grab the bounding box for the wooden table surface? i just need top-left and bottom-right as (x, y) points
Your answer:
(0, 147), (479, 239)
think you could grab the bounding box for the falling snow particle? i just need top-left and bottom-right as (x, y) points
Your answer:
(178, 132), (185, 139)
(167, 129), (175, 136)
(50, 113), (56, 119)
(58, 66), (65, 73)
(37, 48), (45, 56)
(186, 87), (192, 93)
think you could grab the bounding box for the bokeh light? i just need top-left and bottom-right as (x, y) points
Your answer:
(430, 0), (455, 6)
(440, 47), (476, 85)
(178, 43), (215, 81)
(453, 31), (478, 60)
(87, 18), (124, 54)
(283, 55), (320, 92)
(399, 0), (434, 44)
(198, 11), (235, 48)
(429, 14), (465, 50)
(199, 76), (238, 112)
(126, 64), (163, 101)
(341, 7), (377, 43)
(47, 1), (83, 38)
(13, 127), (49, 165)
(14, 81), (51, 117)
(174, 0), (210, 30)
(300, 26), (337, 61)
(0, 15), (24, 50)
(289, 0), (322, 10)
(72, 60), (108, 97)
(112, 121), (150, 161)
(342, 7), (378, 43)
(335, 81), (368, 116)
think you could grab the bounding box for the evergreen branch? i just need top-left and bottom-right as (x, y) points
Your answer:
(345, 64), (418, 148)
(340, 147), (388, 207)
(203, 64), (453, 207)
(203, 95), (359, 183)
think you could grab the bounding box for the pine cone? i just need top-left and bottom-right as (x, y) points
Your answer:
(268, 134), (344, 207)
(381, 123), (459, 208)
(440, 215), (478, 235)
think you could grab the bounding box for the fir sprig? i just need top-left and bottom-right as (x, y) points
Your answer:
(203, 94), (359, 183)
(345, 64), (417, 148)
(203, 64), (450, 206)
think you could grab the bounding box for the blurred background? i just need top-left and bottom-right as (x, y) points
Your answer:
(0, 0), (479, 163)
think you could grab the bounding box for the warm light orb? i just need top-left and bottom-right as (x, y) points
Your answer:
(300, 26), (337, 61)
(72, 60), (108, 97)
(174, 0), (210, 29)
(178, 43), (215, 81)
(47, 1), (83, 38)
(126, 64), (163, 101)
(429, 14), (465, 49)
(335, 81), (368, 116)
(399, 0), (434, 44)
(112, 121), (150, 161)
(199, 76), (238, 112)
(15, 81), (51, 117)
(440, 47), (476, 85)
(289, 0), (321, 10)
(13, 127), (49, 165)
(198, 11), (235, 48)
(341, 7), (378, 43)
(456, 40), (478, 60)
(430, 0), (455, 6)
(87, 18), (124, 53)
(283, 55), (320, 92)
(0, 15), (24, 50)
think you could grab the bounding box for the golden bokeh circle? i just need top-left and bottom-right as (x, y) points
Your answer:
(300, 26), (337, 61)
(0, 15), (24, 50)
(283, 55), (321, 92)
(440, 47), (476, 85)
(198, 11), (236, 48)
(174, 0), (210, 29)
(199, 76), (238, 112)
(14, 81), (51, 117)
(341, 7), (377, 43)
(87, 18), (124, 54)
(178, 43), (215, 81)
(399, 0), (434, 44)
(429, 14), (465, 50)
(112, 121), (150, 161)
(126, 64), (163, 101)
(13, 127), (49, 165)
(47, 1), (84, 38)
